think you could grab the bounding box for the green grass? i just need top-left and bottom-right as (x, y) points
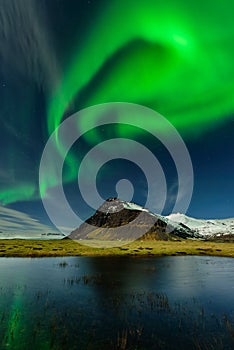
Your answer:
(0, 239), (233, 257)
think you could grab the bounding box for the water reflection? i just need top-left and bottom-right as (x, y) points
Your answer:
(0, 256), (233, 349)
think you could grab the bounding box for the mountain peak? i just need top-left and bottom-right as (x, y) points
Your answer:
(106, 197), (119, 202)
(100, 198), (149, 213)
(69, 198), (195, 243)
(68, 199), (234, 245)
(98, 197), (125, 214)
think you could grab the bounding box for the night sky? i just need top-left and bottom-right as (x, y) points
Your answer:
(0, 0), (233, 235)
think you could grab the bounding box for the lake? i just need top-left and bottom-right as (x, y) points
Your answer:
(0, 256), (233, 349)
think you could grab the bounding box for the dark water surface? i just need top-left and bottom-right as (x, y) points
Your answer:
(0, 256), (233, 349)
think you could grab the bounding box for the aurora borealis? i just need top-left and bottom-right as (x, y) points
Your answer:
(48, 0), (234, 134)
(0, 0), (234, 233)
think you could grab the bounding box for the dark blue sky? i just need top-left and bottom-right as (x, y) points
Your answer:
(0, 0), (233, 234)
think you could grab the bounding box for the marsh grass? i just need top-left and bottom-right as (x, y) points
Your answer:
(0, 282), (233, 349)
(0, 239), (233, 257)
(58, 261), (68, 268)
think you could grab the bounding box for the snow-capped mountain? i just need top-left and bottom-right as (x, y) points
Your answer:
(166, 213), (234, 238)
(116, 199), (234, 239)
(69, 198), (234, 242)
(122, 200), (234, 239)
(69, 198), (199, 242)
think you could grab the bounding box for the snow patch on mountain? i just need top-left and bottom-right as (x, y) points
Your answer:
(166, 213), (234, 237)
(97, 198), (234, 239)
(116, 199), (234, 238)
(123, 202), (149, 212)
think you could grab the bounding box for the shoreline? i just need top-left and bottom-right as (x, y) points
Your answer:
(0, 239), (233, 258)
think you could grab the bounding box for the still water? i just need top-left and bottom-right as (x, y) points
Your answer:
(0, 256), (233, 349)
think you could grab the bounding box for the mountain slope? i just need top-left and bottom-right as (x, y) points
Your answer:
(166, 213), (234, 241)
(69, 198), (199, 242)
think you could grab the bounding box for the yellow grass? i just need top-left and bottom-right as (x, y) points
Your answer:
(0, 239), (233, 257)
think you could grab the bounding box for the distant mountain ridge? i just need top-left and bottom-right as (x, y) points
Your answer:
(166, 213), (234, 242)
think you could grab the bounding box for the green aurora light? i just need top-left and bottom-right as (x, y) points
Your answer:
(48, 0), (234, 137)
(1, 0), (234, 205)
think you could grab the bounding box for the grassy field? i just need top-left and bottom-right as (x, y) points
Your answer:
(0, 239), (233, 257)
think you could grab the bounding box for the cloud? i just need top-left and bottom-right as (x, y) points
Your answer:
(166, 181), (178, 206)
(0, 205), (56, 235)
(166, 177), (194, 214)
(0, 0), (60, 91)
(0, 205), (75, 239)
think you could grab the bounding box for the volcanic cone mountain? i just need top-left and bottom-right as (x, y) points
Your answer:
(69, 198), (198, 243)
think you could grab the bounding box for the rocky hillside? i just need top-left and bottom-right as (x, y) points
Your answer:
(69, 198), (198, 242)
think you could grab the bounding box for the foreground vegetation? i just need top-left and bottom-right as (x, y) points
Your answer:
(0, 239), (233, 257)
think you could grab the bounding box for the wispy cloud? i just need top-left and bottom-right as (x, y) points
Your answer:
(0, 205), (75, 239)
(166, 181), (178, 206)
(140, 178), (192, 215)
(0, 205), (56, 235)
(0, 0), (60, 90)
